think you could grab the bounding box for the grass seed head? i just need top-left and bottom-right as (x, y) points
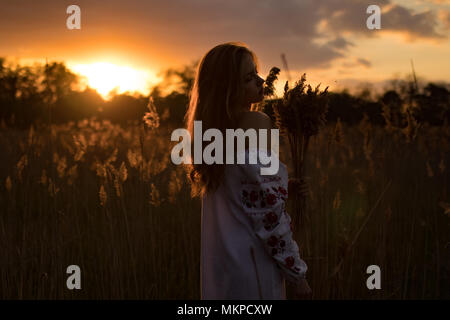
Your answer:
(273, 73), (329, 138)
(99, 185), (107, 206)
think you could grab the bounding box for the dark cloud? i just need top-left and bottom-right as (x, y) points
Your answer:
(342, 57), (371, 68)
(323, 0), (446, 40)
(383, 5), (446, 39)
(356, 58), (371, 68)
(326, 37), (355, 50)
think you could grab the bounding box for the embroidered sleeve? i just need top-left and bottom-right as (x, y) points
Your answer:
(238, 162), (308, 284)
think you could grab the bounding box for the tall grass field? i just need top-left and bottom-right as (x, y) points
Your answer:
(1, 117), (449, 299)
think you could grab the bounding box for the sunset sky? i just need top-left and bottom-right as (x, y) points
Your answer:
(1, 0), (449, 98)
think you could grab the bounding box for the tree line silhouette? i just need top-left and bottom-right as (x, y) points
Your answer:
(0, 57), (448, 130)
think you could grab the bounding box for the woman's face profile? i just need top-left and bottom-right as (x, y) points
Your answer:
(240, 53), (265, 107)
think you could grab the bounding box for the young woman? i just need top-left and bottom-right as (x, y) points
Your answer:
(184, 42), (311, 299)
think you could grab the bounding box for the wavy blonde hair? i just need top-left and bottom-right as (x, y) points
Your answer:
(184, 42), (260, 198)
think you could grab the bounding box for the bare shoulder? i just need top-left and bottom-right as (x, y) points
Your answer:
(237, 111), (272, 130)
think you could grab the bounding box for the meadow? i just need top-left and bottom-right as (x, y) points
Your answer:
(1, 116), (449, 299)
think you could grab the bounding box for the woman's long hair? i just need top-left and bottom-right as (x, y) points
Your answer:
(184, 42), (260, 198)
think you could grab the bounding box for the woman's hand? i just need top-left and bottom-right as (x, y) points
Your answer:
(292, 278), (312, 300)
(288, 177), (311, 199)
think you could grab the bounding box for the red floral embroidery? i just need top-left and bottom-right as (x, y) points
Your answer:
(267, 235), (286, 256)
(285, 256), (295, 268)
(242, 189), (259, 208)
(250, 190), (259, 202)
(241, 184), (286, 209)
(267, 235), (278, 247)
(268, 212), (278, 223)
(263, 212), (279, 231)
(283, 256), (301, 274)
(265, 193), (277, 206)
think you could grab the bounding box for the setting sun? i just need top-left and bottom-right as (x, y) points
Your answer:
(70, 62), (159, 99)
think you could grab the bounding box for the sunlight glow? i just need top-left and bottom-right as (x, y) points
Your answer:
(70, 62), (159, 99)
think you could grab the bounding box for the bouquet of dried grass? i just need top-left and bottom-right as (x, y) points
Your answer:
(267, 69), (329, 230)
